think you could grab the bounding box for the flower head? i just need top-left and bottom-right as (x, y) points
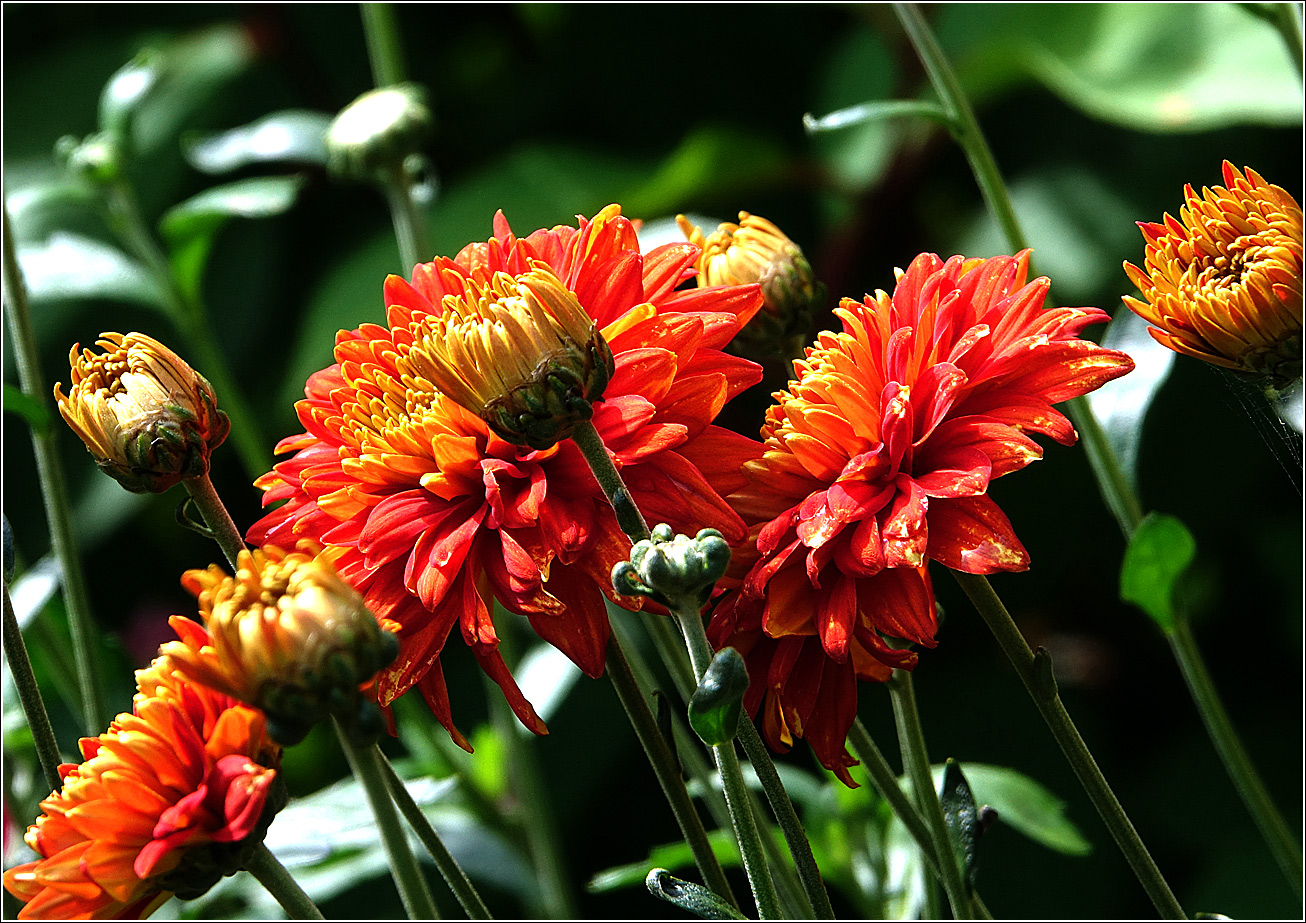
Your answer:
(409, 263), (615, 449)
(161, 543), (400, 746)
(708, 251), (1134, 783)
(54, 332), (230, 493)
(248, 205), (765, 748)
(679, 212), (821, 361)
(1123, 161), (1302, 388)
(2, 644), (283, 919)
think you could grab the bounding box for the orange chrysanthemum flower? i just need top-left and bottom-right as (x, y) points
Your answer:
(708, 251), (1134, 784)
(1123, 161), (1303, 387)
(3, 640), (283, 919)
(248, 205), (764, 748)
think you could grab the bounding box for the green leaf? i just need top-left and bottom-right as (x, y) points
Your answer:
(939, 759), (980, 890)
(15, 232), (167, 309)
(98, 50), (162, 139)
(645, 869), (748, 920)
(939, 4), (1301, 132)
(1120, 512), (1197, 634)
(3, 384), (52, 433)
(1087, 309), (1177, 494)
(949, 764), (1092, 857)
(620, 125), (788, 217)
(587, 830), (740, 893)
(184, 110), (333, 174)
(159, 175), (306, 301)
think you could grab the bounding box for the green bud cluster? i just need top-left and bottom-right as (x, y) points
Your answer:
(612, 525), (731, 610)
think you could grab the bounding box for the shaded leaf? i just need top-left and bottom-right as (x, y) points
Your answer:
(939, 759), (980, 890)
(98, 51), (161, 138)
(185, 110), (333, 174)
(1120, 512), (1196, 635)
(621, 125), (788, 217)
(3, 384), (52, 433)
(950, 764), (1092, 856)
(646, 869), (747, 920)
(1087, 308), (1177, 494)
(15, 232), (167, 310)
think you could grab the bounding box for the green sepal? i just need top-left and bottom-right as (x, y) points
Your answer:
(687, 647), (749, 746)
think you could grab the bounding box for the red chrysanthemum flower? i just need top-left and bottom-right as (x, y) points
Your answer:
(248, 205), (765, 748)
(708, 250), (1135, 784)
(2, 639), (283, 919)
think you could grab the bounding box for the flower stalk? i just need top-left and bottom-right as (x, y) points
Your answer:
(888, 671), (973, 920)
(570, 419), (651, 544)
(952, 571), (1186, 920)
(2, 583), (63, 792)
(245, 844), (326, 921)
(2, 200), (105, 734)
(183, 472), (247, 570)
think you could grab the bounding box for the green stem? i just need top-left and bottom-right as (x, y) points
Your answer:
(245, 843), (326, 920)
(1064, 398), (1145, 535)
(673, 606), (782, 920)
(1244, 3), (1305, 77)
(383, 164), (429, 273)
(3, 583), (64, 792)
(361, 3), (408, 87)
(334, 721), (440, 919)
(2, 200), (104, 735)
(888, 671), (973, 920)
(377, 752), (494, 919)
(1168, 615), (1303, 895)
(570, 419), (651, 543)
(605, 633), (740, 910)
(953, 571), (1186, 919)
(183, 473), (247, 570)
(847, 717), (942, 882)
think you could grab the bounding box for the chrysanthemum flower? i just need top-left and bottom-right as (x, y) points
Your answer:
(248, 205), (764, 748)
(708, 250), (1134, 784)
(162, 542), (399, 745)
(2, 643), (283, 919)
(54, 332), (230, 494)
(1123, 161), (1302, 388)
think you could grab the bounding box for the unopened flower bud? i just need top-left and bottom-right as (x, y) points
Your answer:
(54, 332), (230, 493)
(678, 211), (823, 361)
(162, 543), (400, 746)
(613, 525), (731, 610)
(409, 262), (614, 450)
(326, 83), (434, 182)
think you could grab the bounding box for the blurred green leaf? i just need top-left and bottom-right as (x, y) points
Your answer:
(940, 759), (980, 890)
(514, 641), (583, 726)
(587, 830), (739, 893)
(15, 232), (167, 309)
(1087, 308), (1177, 493)
(99, 50), (162, 140)
(621, 125), (788, 217)
(185, 110), (333, 174)
(4, 181), (98, 243)
(1120, 511), (1197, 634)
(939, 4), (1301, 133)
(159, 175), (306, 301)
(807, 24), (900, 193)
(3, 384), (52, 433)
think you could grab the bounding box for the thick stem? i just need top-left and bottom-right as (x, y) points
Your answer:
(377, 753), (494, 919)
(953, 571), (1186, 919)
(2, 200), (104, 734)
(245, 843), (326, 920)
(888, 671), (973, 920)
(1168, 616), (1302, 895)
(361, 3), (408, 87)
(183, 473), (247, 570)
(334, 721), (440, 919)
(570, 420), (650, 543)
(605, 633), (739, 909)
(3, 583), (64, 792)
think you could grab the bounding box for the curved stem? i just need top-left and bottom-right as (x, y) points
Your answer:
(888, 671), (973, 920)
(245, 843), (326, 920)
(3, 583), (64, 792)
(605, 633), (740, 909)
(183, 473), (247, 570)
(952, 571), (1186, 919)
(3, 200), (104, 735)
(377, 753), (494, 919)
(1168, 616), (1303, 895)
(334, 721), (439, 919)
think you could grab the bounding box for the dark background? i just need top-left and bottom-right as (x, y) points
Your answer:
(3, 4), (1302, 919)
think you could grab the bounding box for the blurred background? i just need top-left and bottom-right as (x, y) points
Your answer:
(3, 3), (1302, 919)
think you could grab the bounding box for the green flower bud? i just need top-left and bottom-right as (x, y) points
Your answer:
(326, 83), (434, 182)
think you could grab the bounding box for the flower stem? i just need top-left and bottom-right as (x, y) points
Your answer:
(334, 720), (440, 919)
(952, 571), (1186, 919)
(183, 473), (247, 570)
(847, 718), (942, 882)
(3, 583), (64, 792)
(888, 671), (973, 920)
(571, 420), (651, 544)
(383, 166), (429, 274)
(673, 606), (782, 920)
(605, 632), (740, 910)
(2, 199), (105, 735)
(245, 843), (326, 920)
(376, 751), (494, 919)
(1167, 616), (1303, 895)
(361, 3), (408, 87)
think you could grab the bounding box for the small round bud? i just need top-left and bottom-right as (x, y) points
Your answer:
(619, 526), (731, 610)
(54, 332), (230, 493)
(326, 83), (434, 182)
